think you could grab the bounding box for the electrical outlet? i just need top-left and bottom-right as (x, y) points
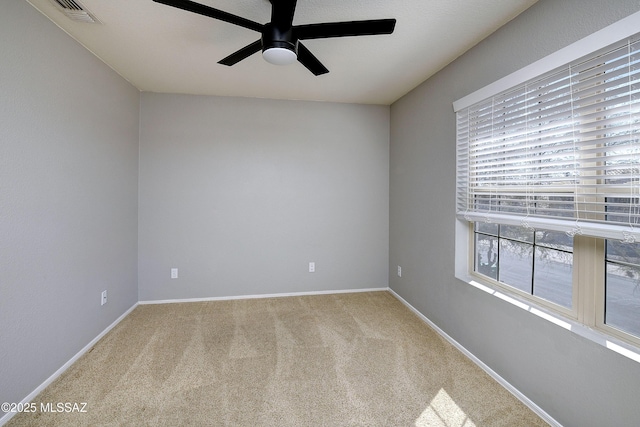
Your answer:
(101, 290), (107, 306)
(171, 268), (178, 279)
(397, 265), (402, 277)
(309, 262), (315, 273)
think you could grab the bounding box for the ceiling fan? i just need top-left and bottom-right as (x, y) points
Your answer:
(152, 0), (396, 75)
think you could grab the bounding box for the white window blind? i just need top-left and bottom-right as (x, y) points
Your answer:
(456, 34), (640, 241)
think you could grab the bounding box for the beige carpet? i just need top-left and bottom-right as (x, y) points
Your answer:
(7, 291), (548, 426)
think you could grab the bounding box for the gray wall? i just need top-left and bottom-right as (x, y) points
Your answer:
(0, 0), (139, 408)
(389, 0), (640, 426)
(138, 93), (389, 301)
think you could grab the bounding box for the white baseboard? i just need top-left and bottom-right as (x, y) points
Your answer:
(387, 288), (562, 427)
(0, 302), (138, 427)
(139, 287), (389, 305)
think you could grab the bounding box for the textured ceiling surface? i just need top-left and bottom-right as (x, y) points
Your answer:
(26, 0), (538, 105)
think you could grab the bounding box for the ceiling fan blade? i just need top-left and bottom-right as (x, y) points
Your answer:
(153, 0), (263, 32)
(218, 39), (262, 66)
(295, 19), (396, 40)
(297, 42), (329, 76)
(271, 0), (297, 29)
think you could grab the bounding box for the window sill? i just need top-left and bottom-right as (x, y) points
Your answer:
(456, 270), (640, 365)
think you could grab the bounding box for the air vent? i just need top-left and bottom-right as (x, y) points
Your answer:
(49, 0), (101, 24)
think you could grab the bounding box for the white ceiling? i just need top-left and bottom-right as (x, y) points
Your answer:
(26, 0), (538, 105)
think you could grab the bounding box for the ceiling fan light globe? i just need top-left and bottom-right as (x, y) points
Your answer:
(263, 47), (297, 65)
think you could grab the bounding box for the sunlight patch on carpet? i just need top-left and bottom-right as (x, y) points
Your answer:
(415, 388), (476, 427)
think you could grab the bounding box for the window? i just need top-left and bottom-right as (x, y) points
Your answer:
(474, 224), (573, 310)
(605, 239), (640, 338)
(454, 15), (640, 351)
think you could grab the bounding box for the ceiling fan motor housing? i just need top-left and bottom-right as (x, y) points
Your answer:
(262, 23), (298, 56)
